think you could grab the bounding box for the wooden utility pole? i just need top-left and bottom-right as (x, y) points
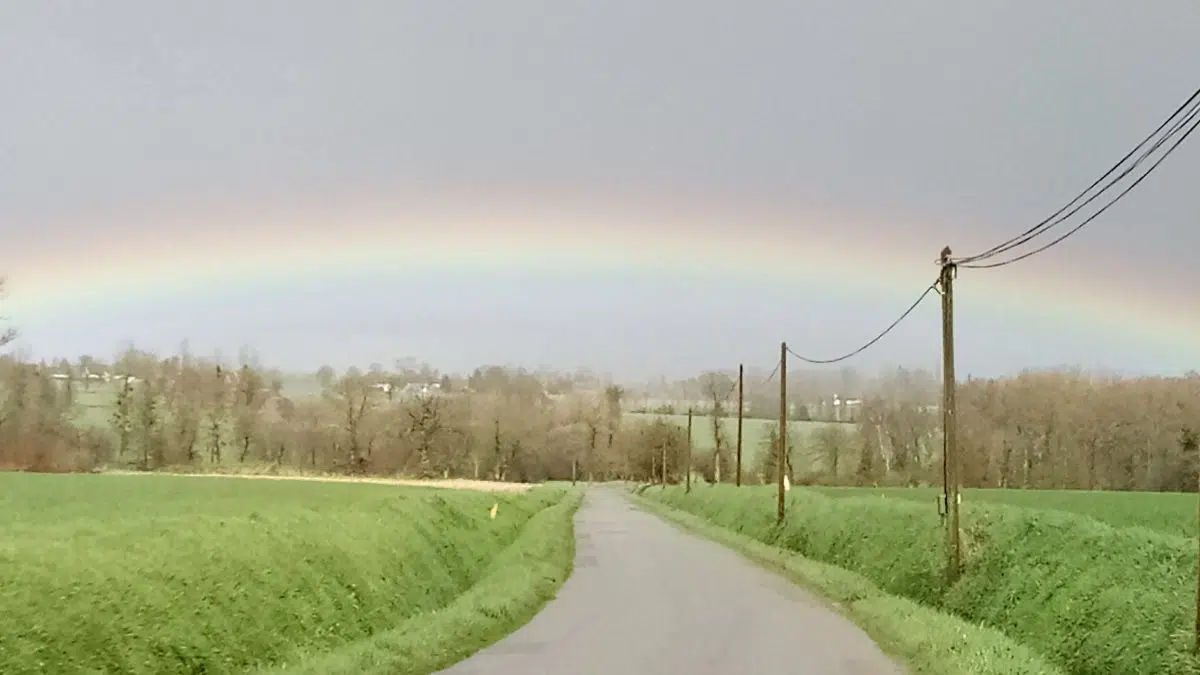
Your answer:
(1190, 454), (1200, 648)
(736, 364), (745, 487)
(661, 440), (668, 488)
(686, 408), (693, 493)
(571, 458), (577, 485)
(778, 342), (787, 524)
(939, 246), (962, 583)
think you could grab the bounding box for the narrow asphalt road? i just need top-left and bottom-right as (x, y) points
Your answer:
(438, 489), (905, 675)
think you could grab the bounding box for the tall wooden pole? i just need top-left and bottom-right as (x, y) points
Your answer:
(661, 441), (668, 488)
(736, 363), (745, 487)
(686, 407), (693, 493)
(939, 247), (962, 583)
(778, 342), (787, 524)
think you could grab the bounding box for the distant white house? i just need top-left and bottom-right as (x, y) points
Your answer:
(399, 382), (441, 398)
(97, 372), (142, 385)
(370, 381), (443, 398)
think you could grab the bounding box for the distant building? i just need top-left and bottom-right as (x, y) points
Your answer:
(399, 382), (441, 398)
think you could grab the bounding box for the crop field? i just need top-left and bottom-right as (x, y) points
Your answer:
(810, 485), (1199, 537)
(64, 385), (119, 428)
(0, 473), (579, 675)
(641, 484), (1200, 675)
(62, 376), (322, 430)
(625, 411), (851, 460)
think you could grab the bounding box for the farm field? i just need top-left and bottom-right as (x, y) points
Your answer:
(625, 411), (852, 462)
(0, 473), (579, 675)
(66, 385), (120, 428)
(642, 484), (1199, 675)
(810, 485), (1199, 537)
(63, 375), (323, 430)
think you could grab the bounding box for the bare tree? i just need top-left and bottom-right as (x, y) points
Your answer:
(701, 372), (734, 483)
(568, 394), (604, 481)
(812, 424), (851, 481)
(0, 279), (17, 349)
(327, 368), (376, 473)
(633, 417), (688, 483)
(604, 385), (623, 448)
(315, 364), (336, 391)
(233, 365), (266, 463)
(268, 395), (298, 467)
(0, 362), (84, 471)
(855, 399), (885, 486)
(404, 391), (446, 477)
(164, 362), (203, 464)
(111, 375), (135, 462)
(206, 365), (227, 464)
(136, 377), (165, 470)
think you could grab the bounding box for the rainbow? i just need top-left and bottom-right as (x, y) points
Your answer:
(4, 188), (1197, 372)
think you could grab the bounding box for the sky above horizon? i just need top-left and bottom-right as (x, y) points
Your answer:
(1, 2), (1198, 380)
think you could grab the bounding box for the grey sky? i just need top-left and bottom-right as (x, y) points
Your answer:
(1, 2), (1197, 378)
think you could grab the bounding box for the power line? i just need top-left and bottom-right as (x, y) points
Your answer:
(954, 85), (1200, 266)
(965, 99), (1200, 265)
(962, 106), (1200, 269)
(956, 86), (1199, 264)
(763, 358), (782, 382)
(963, 100), (1200, 267)
(785, 278), (940, 365)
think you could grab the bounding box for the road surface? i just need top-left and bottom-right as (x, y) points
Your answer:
(438, 489), (904, 675)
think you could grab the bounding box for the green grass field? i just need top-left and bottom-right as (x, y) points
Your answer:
(810, 485), (1199, 537)
(625, 412), (850, 464)
(66, 385), (116, 427)
(63, 376), (324, 430)
(641, 484), (1200, 675)
(0, 473), (579, 675)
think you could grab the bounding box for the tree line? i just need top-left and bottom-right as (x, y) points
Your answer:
(621, 367), (1200, 494)
(0, 348), (688, 482)
(794, 368), (1200, 492)
(2, 345), (1197, 492)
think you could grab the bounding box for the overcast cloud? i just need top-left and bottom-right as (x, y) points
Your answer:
(1, 1), (1197, 378)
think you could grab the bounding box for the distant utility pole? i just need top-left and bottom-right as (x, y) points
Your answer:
(939, 246), (962, 583)
(661, 439), (668, 489)
(686, 407), (693, 493)
(571, 458), (578, 485)
(736, 363), (745, 487)
(778, 342), (788, 524)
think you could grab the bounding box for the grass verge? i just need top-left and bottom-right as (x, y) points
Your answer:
(631, 488), (1064, 675)
(258, 488), (582, 674)
(0, 473), (577, 675)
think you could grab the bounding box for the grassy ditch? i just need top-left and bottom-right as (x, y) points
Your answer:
(0, 473), (579, 675)
(260, 487), (582, 674)
(637, 484), (1198, 675)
